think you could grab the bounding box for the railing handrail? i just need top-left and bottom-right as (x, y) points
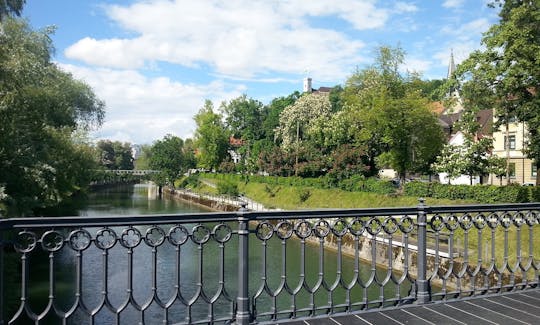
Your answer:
(3, 202), (540, 230)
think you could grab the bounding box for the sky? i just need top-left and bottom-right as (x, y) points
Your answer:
(24, 0), (499, 145)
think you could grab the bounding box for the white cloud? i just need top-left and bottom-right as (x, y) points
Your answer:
(64, 0), (392, 80)
(402, 58), (433, 74)
(60, 64), (244, 144)
(394, 2), (418, 13)
(442, 0), (465, 9)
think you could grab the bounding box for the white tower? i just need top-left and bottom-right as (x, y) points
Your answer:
(303, 77), (312, 93)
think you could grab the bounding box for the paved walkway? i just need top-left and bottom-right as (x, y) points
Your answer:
(275, 289), (540, 325)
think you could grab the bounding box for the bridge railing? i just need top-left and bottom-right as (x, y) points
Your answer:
(0, 201), (539, 324)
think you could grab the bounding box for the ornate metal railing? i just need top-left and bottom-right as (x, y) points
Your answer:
(1, 201), (539, 324)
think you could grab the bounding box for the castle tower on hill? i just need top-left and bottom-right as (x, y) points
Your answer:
(303, 77), (312, 93)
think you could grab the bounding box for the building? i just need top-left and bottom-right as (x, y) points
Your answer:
(489, 120), (536, 185)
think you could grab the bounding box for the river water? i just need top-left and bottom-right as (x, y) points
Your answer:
(6, 183), (410, 324)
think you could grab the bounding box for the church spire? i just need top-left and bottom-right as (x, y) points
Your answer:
(447, 49), (456, 79)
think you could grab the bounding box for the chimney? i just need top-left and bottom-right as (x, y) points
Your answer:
(303, 77), (312, 93)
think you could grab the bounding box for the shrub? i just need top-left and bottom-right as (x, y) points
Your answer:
(298, 189), (312, 203)
(217, 180), (239, 196)
(531, 186), (540, 202)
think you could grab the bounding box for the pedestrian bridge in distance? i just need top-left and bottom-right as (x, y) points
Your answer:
(101, 169), (159, 175)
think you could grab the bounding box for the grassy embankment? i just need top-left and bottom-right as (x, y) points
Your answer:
(184, 176), (538, 269)
(194, 177), (474, 209)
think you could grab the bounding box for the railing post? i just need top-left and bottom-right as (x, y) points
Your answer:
(416, 198), (430, 304)
(235, 203), (251, 324)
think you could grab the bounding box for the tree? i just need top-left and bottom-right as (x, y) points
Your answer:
(433, 109), (497, 185)
(0, 0), (25, 21)
(0, 19), (104, 216)
(193, 100), (229, 170)
(95, 140), (134, 170)
(148, 135), (190, 186)
(261, 91), (301, 142)
(456, 1), (540, 184)
(342, 45), (445, 181)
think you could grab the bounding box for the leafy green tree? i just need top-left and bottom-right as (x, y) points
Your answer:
(455, 1), (540, 184)
(433, 109), (496, 185)
(194, 100), (229, 170)
(148, 135), (190, 186)
(262, 91), (301, 142)
(343, 45), (445, 181)
(96, 140), (134, 170)
(221, 94), (265, 141)
(0, 19), (104, 216)
(0, 0), (25, 21)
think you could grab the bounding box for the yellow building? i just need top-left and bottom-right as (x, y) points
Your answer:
(489, 119), (536, 185)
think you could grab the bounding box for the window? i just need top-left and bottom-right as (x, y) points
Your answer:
(533, 164), (538, 177)
(504, 135), (516, 150)
(509, 163), (516, 178)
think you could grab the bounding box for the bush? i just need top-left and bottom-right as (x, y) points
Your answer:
(217, 180), (239, 196)
(531, 186), (540, 202)
(298, 189), (312, 203)
(404, 181), (431, 197)
(404, 181), (532, 203)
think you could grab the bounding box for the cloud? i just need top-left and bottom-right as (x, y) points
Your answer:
(64, 0), (395, 80)
(442, 0), (465, 9)
(60, 64), (244, 144)
(393, 2), (418, 13)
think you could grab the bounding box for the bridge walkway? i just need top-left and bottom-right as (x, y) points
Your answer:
(280, 289), (540, 325)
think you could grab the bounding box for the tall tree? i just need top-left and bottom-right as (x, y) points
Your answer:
(456, 1), (540, 184)
(0, 19), (104, 216)
(148, 135), (190, 186)
(193, 100), (229, 170)
(95, 140), (134, 170)
(0, 0), (25, 21)
(343, 45), (445, 181)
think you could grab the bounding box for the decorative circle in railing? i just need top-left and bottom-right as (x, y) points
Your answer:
(383, 217), (399, 234)
(121, 227), (142, 248)
(473, 214), (487, 229)
(294, 220), (312, 239)
(459, 214), (473, 230)
(331, 219), (349, 237)
(366, 218), (382, 235)
(145, 226), (166, 247)
(213, 223), (233, 243)
(513, 212), (525, 228)
(430, 215), (445, 232)
(348, 218), (365, 236)
(525, 211), (537, 226)
(68, 229), (92, 251)
(487, 213), (500, 229)
(444, 214), (459, 231)
(168, 225), (189, 246)
(500, 213), (512, 229)
(313, 219), (330, 238)
(14, 231), (37, 253)
(41, 230), (65, 252)
(191, 225), (211, 244)
(276, 221), (294, 240)
(95, 228), (117, 250)
(255, 221), (274, 241)
(69, 229), (92, 251)
(399, 216), (415, 233)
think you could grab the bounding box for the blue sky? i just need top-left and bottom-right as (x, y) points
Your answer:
(24, 0), (498, 144)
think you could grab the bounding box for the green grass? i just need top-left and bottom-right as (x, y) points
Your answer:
(234, 182), (474, 210)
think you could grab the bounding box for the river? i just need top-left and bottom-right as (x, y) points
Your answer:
(5, 183), (410, 324)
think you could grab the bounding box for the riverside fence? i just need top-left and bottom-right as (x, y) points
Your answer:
(0, 201), (539, 324)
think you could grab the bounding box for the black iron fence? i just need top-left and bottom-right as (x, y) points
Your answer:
(0, 201), (539, 324)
